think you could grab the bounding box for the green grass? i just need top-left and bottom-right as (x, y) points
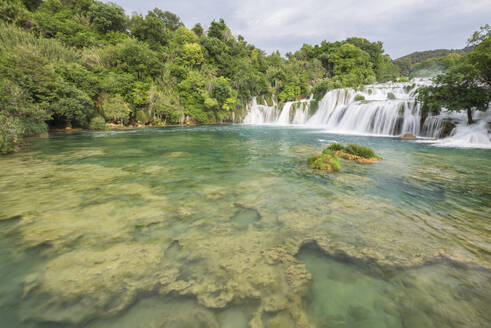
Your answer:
(324, 142), (345, 152)
(344, 143), (378, 159)
(308, 150), (341, 172)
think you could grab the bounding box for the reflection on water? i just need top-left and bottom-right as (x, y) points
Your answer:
(0, 125), (490, 327)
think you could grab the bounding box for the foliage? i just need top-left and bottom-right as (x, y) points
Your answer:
(308, 151), (341, 172)
(325, 142), (345, 152)
(89, 116), (107, 130)
(329, 43), (376, 88)
(467, 24), (491, 47)
(416, 29), (491, 125)
(354, 94), (365, 101)
(387, 92), (396, 100)
(394, 49), (466, 76)
(101, 94), (129, 124)
(0, 0), (410, 153)
(344, 144), (378, 159)
(87, 2), (126, 34)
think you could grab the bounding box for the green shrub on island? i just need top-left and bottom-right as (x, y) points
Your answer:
(344, 143), (379, 159)
(387, 92), (396, 100)
(322, 142), (381, 162)
(325, 142), (345, 152)
(89, 117), (108, 131)
(308, 150), (341, 172)
(354, 94), (365, 101)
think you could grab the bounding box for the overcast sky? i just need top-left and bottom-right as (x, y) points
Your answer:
(105, 0), (491, 58)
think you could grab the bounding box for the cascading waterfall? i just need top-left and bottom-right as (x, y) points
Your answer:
(243, 98), (280, 124)
(244, 97), (312, 125)
(244, 81), (442, 138)
(243, 80), (490, 147)
(305, 81), (439, 137)
(276, 102), (293, 125)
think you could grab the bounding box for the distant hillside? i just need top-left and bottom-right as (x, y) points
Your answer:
(394, 49), (468, 77)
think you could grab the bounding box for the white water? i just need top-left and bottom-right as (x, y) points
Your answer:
(243, 98), (279, 124)
(428, 111), (491, 149)
(305, 81), (438, 137)
(276, 102), (293, 125)
(243, 80), (490, 148)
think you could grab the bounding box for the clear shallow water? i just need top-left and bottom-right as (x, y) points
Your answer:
(0, 125), (490, 328)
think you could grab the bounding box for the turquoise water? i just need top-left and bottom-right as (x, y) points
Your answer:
(0, 125), (490, 327)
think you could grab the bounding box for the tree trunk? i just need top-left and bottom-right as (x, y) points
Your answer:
(467, 108), (474, 125)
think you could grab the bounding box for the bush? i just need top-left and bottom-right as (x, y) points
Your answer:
(344, 143), (377, 159)
(308, 151), (341, 172)
(387, 92), (396, 100)
(0, 113), (21, 154)
(324, 142), (345, 152)
(354, 94), (365, 101)
(89, 117), (108, 130)
(102, 94), (130, 124)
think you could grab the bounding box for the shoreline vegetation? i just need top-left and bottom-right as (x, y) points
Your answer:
(0, 2), (489, 154)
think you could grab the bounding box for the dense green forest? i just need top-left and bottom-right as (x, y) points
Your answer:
(0, 0), (402, 153)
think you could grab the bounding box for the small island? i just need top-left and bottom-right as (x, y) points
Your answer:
(309, 143), (381, 171)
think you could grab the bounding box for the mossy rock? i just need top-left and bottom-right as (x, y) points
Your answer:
(324, 142), (345, 152)
(354, 94), (365, 101)
(308, 151), (341, 172)
(387, 92), (396, 100)
(440, 121), (456, 138)
(336, 143), (382, 163)
(401, 133), (417, 140)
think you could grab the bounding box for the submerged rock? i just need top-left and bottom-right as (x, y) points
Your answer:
(401, 133), (417, 140)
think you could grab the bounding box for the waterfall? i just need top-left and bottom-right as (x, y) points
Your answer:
(244, 81), (442, 138)
(243, 97), (312, 125)
(305, 81), (440, 137)
(243, 98), (279, 124)
(276, 102), (293, 124)
(243, 80), (490, 147)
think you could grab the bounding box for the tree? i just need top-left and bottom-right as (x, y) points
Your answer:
(148, 9), (182, 31)
(182, 43), (204, 67)
(101, 94), (130, 124)
(192, 23), (204, 37)
(0, 0), (27, 24)
(208, 19), (233, 41)
(330, 43), (376, 87)
(22, 0), (42, 11)
(87, 2), (127, 34)
(129, 11), (171, 48)
(419, 65), (490, 124)
(467, 24), (491, 47)
(417, 27), (491, 125)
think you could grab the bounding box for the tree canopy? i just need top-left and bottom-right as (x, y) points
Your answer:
(416, 28), (491, 124)
(0, 0), (401, 153)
